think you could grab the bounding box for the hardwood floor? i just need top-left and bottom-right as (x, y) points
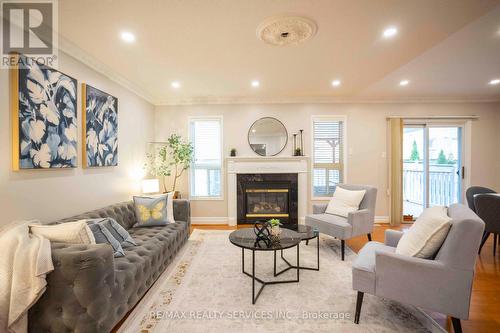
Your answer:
(191, 223), (500, 333)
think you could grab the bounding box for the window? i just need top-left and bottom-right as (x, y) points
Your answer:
(312, 117), (345, 198)
(189, 117), (223, 199)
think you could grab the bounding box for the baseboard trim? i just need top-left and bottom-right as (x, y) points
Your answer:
(375, 216), (390, 223)
(191, 217), (229, 225)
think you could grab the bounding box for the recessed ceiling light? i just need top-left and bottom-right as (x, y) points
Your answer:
(331, 80), (341, 87)
(383, 27), (398, 38)
(399, 80), (410, 86)
(489, 79), (500, 85)
(171, 81), (181, 89)
(251, 80), (260, 87)
(120, 31), (135, 43)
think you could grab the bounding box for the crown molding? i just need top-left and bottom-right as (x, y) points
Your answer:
(156, 95), (500, 106)
(57, 35), (157, 105)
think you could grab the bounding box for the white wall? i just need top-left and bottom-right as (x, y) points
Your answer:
(0, 52), (155, 223)
(155, 102), (500, 221)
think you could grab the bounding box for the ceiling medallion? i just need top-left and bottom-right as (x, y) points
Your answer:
(257, 15), (317, 46)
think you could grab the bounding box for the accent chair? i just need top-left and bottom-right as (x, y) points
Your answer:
(474, 193), (500, 256)
(351, 204), (484, 333)
(465, 186), (496, 213)
(305, 184), (377, 260)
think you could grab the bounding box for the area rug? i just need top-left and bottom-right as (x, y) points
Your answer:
(119, 229), (431, 333)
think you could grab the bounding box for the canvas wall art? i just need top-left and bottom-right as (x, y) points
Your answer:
(11, 54), (78, 170)
(82, 84), (118, 167)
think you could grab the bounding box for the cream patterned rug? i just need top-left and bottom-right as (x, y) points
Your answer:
(119, 229), (431, 333)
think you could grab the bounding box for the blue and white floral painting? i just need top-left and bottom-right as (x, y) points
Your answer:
(84, 84), (118, 167)
(17, 56), (77, 169)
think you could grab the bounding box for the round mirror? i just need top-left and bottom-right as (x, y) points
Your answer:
(248, 117), (288, 156)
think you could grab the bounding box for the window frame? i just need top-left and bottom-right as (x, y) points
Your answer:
(188, 115), (224, 201)
(310, 115), (348, 200)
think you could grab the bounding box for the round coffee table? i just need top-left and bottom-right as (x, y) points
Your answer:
(274, 225), (320, 276)
(229, 228), (301, 304)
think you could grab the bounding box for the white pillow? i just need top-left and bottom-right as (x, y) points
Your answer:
(30, 220), (96, 244)
(396, 206), (451, 258)
(325, 187), (366, 217)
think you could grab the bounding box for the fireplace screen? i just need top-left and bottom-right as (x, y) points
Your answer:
(245, 189), (289, 218)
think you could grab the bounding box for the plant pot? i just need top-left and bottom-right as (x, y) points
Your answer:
(270, 225), (281, 237)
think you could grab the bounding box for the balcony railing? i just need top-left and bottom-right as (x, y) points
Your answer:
(403, 162), (459, 207)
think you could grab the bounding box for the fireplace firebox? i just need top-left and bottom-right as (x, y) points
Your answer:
(237, 173), (298, 225)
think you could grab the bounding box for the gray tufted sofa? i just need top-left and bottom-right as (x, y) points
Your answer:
(28, 199), (191, 333)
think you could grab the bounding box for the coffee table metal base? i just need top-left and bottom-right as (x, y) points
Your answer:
(274, 235), (319, 277)
(241, 246), (300, 304)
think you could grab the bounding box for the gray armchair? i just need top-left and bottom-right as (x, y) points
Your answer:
(305, 184), (377, 260)
(352, 204), (484, 333)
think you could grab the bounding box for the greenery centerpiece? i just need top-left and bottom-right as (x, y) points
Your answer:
(144, 134), (194, 194)
(268, 218), (282, 237)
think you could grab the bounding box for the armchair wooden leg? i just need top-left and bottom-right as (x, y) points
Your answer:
(354, 291), (364, 324)
(478, 232), (490, 254)
(367, 233), (372, 242)
(451, 317), (462, 333)
(494, 234), (497, 256)
(341, 240), (345, 261)
(305, 240), (309, 246)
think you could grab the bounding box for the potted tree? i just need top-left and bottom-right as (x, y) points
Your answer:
(145, 134), (194, 197)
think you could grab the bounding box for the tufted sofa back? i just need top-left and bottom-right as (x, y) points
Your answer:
(56, 201), (137, 229)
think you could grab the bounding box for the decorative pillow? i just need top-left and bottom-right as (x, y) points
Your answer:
(133, 195), (170, 227)
(87, 221), (125, 257)
(396, 206), (452, 259)
(325, 186), (366, 218)
(29, 220), (96, 244)
(86, 218), (137, 248)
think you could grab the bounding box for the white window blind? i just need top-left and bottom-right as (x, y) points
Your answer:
(189, 118), (222, 198)
(312, 118), (344, 197)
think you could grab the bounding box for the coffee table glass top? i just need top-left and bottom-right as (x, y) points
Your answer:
(283, 224), (318, 241)
(229, 228), (301, 251)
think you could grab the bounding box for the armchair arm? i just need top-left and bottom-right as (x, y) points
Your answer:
(384, 229), (404, 247)
(30, 243), (116, 331)
(375, 251), (473, 319)
(347, 209), (373, 236)
(313, 203), (328, 214)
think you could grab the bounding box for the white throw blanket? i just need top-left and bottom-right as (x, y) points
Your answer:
(0, 221), (54, 333)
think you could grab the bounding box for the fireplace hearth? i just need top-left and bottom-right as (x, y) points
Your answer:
(237, 173), (298, 225)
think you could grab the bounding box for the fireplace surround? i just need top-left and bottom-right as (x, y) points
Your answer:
(237, 173), (298, 225)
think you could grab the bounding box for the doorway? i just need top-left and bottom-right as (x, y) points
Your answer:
(402, 124), (464, 218)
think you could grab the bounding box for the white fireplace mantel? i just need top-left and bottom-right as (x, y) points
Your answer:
(226, 156), (309, 226)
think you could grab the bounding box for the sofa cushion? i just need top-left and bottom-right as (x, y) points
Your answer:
(97, 217), (137, 248)
(396, 206), (451, 258)
(305, 213), (352, 239)
(352, 241), (396, 294)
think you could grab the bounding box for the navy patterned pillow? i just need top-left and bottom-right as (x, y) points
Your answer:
(87, 220), (125, 257)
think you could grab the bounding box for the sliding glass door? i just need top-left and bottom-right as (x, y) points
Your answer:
(403, 123), (463, 218)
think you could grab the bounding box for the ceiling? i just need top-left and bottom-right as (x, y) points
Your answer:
(58, 0), (500, 105)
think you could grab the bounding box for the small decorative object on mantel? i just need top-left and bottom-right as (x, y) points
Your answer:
(292, 130), (305, 156)
(144, 134), (194, 197)
(230, 148), (237, 157)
